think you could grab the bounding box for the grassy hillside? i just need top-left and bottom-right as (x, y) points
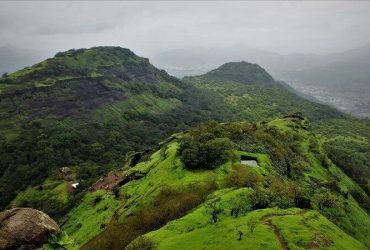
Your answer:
(0, 47), (369, 237)
(0, 47), (229, 216)
(68, 118), (370, 249)
(145, 200), (364, 250)
(186, 65), (370, 196)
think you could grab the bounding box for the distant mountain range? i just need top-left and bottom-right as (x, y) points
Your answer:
(152, 43), (370, 118)
(2, 43), (370, 117)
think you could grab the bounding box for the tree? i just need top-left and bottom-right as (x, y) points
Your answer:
(250, 186), (271, 209)
(247, 217), (258, 234)
(205, 198), (224, 223)
(1, 72), (8, 78)
(230, 195), (251, 218)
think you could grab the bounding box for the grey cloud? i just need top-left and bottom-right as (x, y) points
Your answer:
(32, 23), (115, 35)
(0, 1), (370, 57)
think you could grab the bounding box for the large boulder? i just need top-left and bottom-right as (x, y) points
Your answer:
(0, 208), (61, 250)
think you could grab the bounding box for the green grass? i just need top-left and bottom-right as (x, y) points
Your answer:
(144, 188), (279, 250)
(62, 190), (120, 246)
(143, 188), (365, 250)
(118, 141), (222, 218)
(62, 118), (370, 249)
(11, 179), (69, 206)
(116, 142), (271, 221)
(272, 210), (366, 250)
(124, 119), (369, 248)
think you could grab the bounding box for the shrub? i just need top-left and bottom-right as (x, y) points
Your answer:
(247, 217), (258, 233)
(179, 135), (235, 170)
(318, 153), (331, 168)
(350, 189), (370, 212)
(43, 232), (77, 250)
(311, 188), (345, 220)
(250, 187), (271, 209)
(126, 236), (155, 250)
(225, 164), (261, 188)
(289, 182), (311, 209)
(92, 195), (102, 206)
(230, 195), (251, 218)
(112, 187), (120, 198)
(268, 177), (295, 209)
(290, 160), (309, 179)
(248, 177), (298, 210)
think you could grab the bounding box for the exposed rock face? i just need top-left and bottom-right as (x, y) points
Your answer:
(0, 208), (61, 250)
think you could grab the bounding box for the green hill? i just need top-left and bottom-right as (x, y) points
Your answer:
(199, 61), (274, 85)
(0, 47), (228, 216)
(186, 62), (370, 196)
(61, 118), (369, 249)
(0, 47), (369, 249)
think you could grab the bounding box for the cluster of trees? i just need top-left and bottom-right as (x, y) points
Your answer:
(174, 120), (358, 223)
(178, 121), (309, 181)
(179, 134), (235, 170)
(255, 125), (308, 179)
(225, 165), (347, 221)
(324, 141), (370, 195)
(178, 122), (246, 170)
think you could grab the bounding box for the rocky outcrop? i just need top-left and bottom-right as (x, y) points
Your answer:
(0, 208), (61, 250)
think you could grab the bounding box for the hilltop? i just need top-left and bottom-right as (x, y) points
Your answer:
(200, 61), (274, 84)
(56, 117), (369, 249)
(0, 46), (171, 88)
(153, 44), (370, 118)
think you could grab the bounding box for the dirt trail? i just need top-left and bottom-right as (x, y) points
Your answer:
(262, 218), (289, 250)
(260, 210), (307, 250)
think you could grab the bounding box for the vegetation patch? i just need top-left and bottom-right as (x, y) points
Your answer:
(61, 190), (120, 246)
(82, 183), (216, 250)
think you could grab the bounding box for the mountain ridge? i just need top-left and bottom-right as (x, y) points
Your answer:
(0, 46), (230, 213)
(74, 118), (370, 250)
(0, 46), (369, 250)
(153, 44), (370, 118)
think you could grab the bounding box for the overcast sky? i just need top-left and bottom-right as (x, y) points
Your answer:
(1, 1), (370, 57)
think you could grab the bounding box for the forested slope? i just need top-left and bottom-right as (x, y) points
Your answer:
(0, 47), (369, 226)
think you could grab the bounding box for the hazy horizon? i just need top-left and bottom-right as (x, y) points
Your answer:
(1, 1), (370, 58)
